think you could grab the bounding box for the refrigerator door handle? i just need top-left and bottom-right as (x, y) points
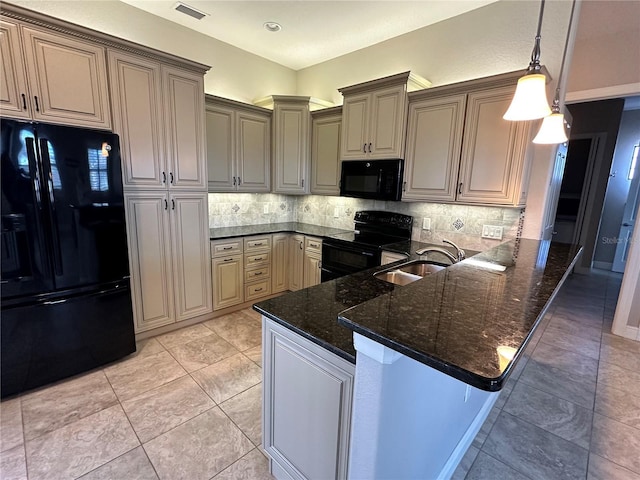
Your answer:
(25, 137), (42, 207)
(38, 138), (64, 276)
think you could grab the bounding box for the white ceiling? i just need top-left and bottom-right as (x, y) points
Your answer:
(119, 0), (497, 70)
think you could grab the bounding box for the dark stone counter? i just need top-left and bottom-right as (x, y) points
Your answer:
(255, 238), (582, 391)
(210, 222), (350, 240)
(338, 239), (582, 391)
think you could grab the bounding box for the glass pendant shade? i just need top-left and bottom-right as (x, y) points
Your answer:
(533, 112), (568, 144)
(503, 74), (551, 121)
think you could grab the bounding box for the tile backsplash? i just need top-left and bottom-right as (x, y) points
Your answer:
(208, 193), (524, 251)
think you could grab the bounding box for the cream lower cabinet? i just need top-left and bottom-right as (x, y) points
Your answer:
(288, 234), (305, 292)
(272, 233), (289, 294)
(211, 238), (244, 311)
(263, 317), (354, 480)
(0, 16), (111, 128)
(244, 235), (272, 301)
(125, 192), (212, 332)
(303, 237), (322, 288)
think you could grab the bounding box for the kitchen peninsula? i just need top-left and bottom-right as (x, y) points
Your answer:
(255, 238), (582, 480)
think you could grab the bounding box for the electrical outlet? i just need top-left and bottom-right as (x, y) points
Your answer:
(334, 207), (340, 218)
(482, 225), (504, 240)
(263, 204), (269, 214)
(422, 217), (431, 230)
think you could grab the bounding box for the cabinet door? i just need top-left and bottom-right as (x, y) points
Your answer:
(108, 51), (165, 189)
(21, 26), (111, 129)
(272, 233), (289, 294)
(212, 254), (243, 310)
(163, 66), (207, 189)
(237, 110), (271, 192)
(340, 93), (369, 160)
(206, 104), (235, 192)
(170, 192), (213, 322)
(124, 193), (175, 332)
(263, 318), (354, 480)
(0, 18), (31, 119)
(303, 251), (322, 289)
(458, 86), (530, 205)
(369, 84), (407, 159)
(273, 103), (309, 194)
(403, 95), (466, 202)
(311, 113), (341, 195)
(288, 234), (304, 292)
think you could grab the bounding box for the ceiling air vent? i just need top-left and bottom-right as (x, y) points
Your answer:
(174, 2), (208, 20)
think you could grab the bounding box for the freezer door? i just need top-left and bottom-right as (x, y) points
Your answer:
(1, 282), (135, 398)
(1, 119), (54, 298)
(35, 123), (130, 290)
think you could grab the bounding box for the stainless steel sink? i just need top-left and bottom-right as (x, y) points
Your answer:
(374, 260), (446, 286)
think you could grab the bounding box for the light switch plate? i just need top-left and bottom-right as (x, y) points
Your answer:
(482, 225), (503, 240)
(422, 217), (431, 230)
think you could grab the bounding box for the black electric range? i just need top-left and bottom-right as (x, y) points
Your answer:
(321, 211), (413, 282)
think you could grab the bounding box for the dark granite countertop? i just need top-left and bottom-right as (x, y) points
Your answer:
(255, 238), (581, 391)
(338, 239), (582, 391)
(210, 222), (351, 240)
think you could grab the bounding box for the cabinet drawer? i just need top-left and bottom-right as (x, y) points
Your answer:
(305, 236), (322, 253)
(244, 235), (271, 252)
(245, 265), (270, 282)
(245, 251), (270, 267)
(211, 240), (243, 258)
(245, 279), (271, 300)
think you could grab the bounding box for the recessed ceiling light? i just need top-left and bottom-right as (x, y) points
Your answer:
(264, 22), (282, 32)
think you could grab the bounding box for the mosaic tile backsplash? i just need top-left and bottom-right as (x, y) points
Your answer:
(208, 193), (524, 251)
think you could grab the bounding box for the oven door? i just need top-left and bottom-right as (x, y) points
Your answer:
(321, 241), (381, 281)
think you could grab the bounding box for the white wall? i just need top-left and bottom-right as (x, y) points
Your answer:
(6, 0), (297, 103)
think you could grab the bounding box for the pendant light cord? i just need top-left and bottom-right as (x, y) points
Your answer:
(551, 0), (577, 111)
(528, 0), (546, 73)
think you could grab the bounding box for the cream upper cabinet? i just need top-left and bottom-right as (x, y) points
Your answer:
(110, 51), (207, 191)
(403, 71), (534, 207)
(403, 94), (466, 202)
(338, 72), (430, 161)
(163, 66), (207, 190)
(272, 97), (311, 194)
(0, 18), (31, 119)
(109, 51), (165, 188)
(0, 17), (111, 128)
(125, 191), (212, 333)
(457, 86), (532, 206)
(311, 107), (342, 196)
(205, 96), (271, 193)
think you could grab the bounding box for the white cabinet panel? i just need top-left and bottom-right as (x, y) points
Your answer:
(263, 317), (354, 480)
(236, 110), (270, 192)
(212, 254), (243, 310)
(273, 101), (310, 194)
(311, 110), (341, 196)
(206, 105), (235, 192)
(340, 93), (369, 160)
(272, 233), (289, 294)
(369, 85), (406, 159)
(0, 18), (31, 119)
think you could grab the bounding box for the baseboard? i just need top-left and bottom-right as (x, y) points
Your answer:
(612, 324), (640, 342)
(593, 261), (613, 271)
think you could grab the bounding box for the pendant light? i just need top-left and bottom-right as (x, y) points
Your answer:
(533, 0), (577, 144)
(503, 0), (552, 121)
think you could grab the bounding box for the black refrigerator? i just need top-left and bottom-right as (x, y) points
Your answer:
(1, 119), (136, 398)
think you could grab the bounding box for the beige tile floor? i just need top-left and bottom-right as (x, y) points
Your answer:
(0, 308), (272, 480)
(1, 270), (639, 480)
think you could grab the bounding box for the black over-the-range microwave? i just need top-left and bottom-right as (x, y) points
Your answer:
(339, 159), (404, 201)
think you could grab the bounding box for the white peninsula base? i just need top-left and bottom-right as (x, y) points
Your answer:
(349, 333), (500, 480)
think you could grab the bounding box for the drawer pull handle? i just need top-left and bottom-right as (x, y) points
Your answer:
(34, 95), (40, 112)
(224, 258), (233, 262)
(254, 287), (263, 292)
(162, 171), (167, 184)
(310, 243), (319, 248)
(223, 246), (233, 250)
(21, 93), (27, 110)
(254, 257), (263, 261)
(254, 242), (262, 246)
(253, 271), (262, 276)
